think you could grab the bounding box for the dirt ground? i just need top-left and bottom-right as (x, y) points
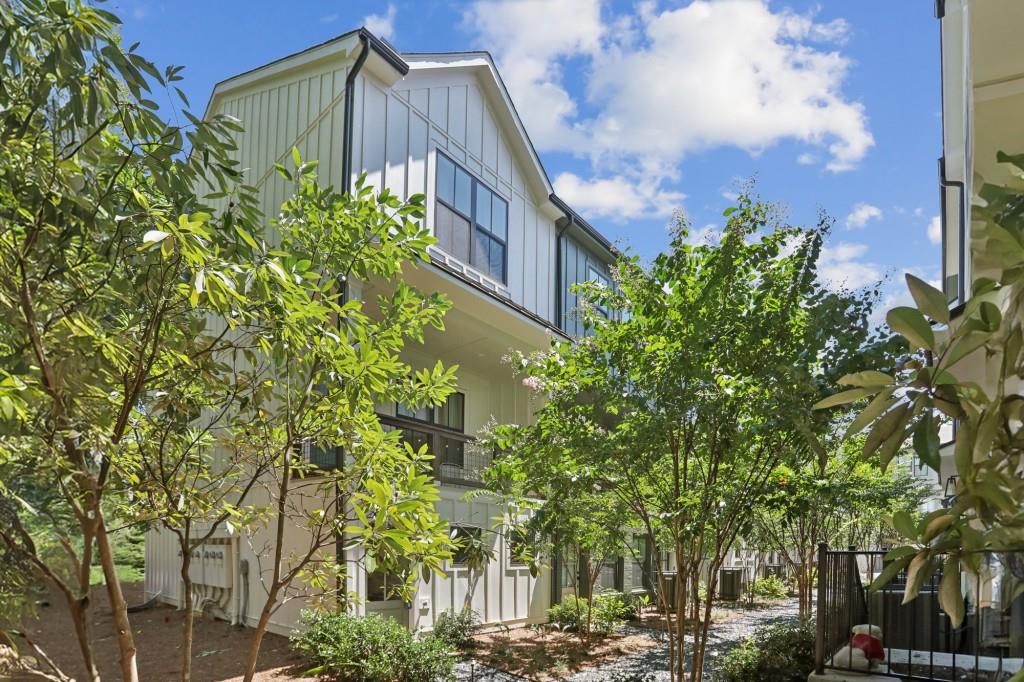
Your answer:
(14, 582), (305, 682)
(469, 626), (659, 681)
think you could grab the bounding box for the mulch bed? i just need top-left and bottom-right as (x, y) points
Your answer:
(15, 582), (305, 682)
(468, 625), (660, 681)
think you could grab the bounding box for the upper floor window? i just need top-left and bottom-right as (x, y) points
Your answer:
(396, 392), (465, 432)
(435, 152), (508, 283)
(586, 265), (611, 318)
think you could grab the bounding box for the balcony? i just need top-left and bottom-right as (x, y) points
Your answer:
(812, 545), (1023, 681)
(379, 415), (493, 487)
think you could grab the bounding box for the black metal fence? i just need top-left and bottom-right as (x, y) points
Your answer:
(814, 544), (1024, 681)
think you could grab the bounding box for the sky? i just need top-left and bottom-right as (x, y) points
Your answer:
(112, 0), (944, 311)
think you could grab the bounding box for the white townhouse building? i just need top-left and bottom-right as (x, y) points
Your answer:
(144, 28), (623, 635)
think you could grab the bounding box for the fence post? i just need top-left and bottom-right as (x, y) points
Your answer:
(814, 542), (827, 675)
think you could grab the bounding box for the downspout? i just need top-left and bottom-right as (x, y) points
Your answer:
(336, 33), (370, 607)
(554, 217), (573, 332)
(341, 32), (371, 194)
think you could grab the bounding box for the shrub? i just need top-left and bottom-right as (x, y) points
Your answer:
(547, 593), (630, 634)
(290, 610), (455, 682)
(751, 575), (788, 601)
(717, 620), (815, 682)
(431, 609), (479, 650)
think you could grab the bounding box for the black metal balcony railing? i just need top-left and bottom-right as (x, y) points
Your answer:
(379, 415), (492, 487)
(814, 544), (1024, 681)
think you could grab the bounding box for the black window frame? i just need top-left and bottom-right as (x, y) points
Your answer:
(395, 391), (465, 434)
(434, 150), (509, 284)
(450, 525), (483, 566)
(586, 264), (611, 318)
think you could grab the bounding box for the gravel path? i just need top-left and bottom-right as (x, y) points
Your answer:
(454, 598), (800, 682)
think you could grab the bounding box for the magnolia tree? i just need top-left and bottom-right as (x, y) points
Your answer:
(0, 1), (265, 679)
(234, 163), (457, 682)
(489, 196), (878, 682)
(0, 2), (457, 681)
(818, 153), (1024, 628)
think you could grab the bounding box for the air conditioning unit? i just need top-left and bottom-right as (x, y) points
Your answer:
(719, 568), (744, 601)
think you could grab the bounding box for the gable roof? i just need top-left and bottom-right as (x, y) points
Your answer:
(203, 29), (615, 258)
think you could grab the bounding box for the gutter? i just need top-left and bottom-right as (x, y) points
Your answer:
(549, 193), (617, 256)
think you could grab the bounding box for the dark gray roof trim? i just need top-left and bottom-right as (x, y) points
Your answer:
(211, 27), (408, 94)
(549, 193), (617, 257)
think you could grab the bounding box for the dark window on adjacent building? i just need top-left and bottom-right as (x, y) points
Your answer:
(450, 525), (483, 566)
(396, 392), (465, 432)
(366, 568), (404, 601)
(435, 152), (508, 283)
(586, 265), (611, 318)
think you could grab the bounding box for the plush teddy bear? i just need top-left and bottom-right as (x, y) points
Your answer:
(831, 624), (885, 670)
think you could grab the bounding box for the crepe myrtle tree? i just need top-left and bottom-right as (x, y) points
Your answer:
(235, 159), (457, 682)
(817, 153), (1024, 630)
(752, 439), (933, 624)
(0, 1), (266, 679)
(489, 194), (877, 682)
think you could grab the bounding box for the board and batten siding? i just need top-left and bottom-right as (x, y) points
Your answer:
(350, 69), (558, 325)
(210, 60), (353, 240)
(560, 234), (613, 338)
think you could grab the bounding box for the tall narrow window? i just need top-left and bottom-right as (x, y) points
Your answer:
(587, 265), (611, 318)
(395, 392), (465, 432)
(435, 151), (508, 283)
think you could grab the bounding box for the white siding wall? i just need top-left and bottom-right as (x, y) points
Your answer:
(352, 70), (558, 325)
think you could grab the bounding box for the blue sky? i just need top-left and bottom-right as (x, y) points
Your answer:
(113, 0), (943, 307)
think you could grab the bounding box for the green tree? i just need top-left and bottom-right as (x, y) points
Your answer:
(491, 195), (872, 682)
(0, 1), (260, 678)
(752, 439), (932, 623)
(234, 162), (457, 682)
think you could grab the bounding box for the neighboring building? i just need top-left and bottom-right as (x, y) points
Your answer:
(144, 28), (617, 635)
(931, 0), (1024, 500)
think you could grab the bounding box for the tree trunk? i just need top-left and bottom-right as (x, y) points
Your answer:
(180, 549), (194, 682)
(95, 517), (139, 682)
(66, 598), (100, 682)
(242, 588), (279, 682)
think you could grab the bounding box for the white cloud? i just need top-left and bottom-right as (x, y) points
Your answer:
(818, 242), (881, 290)
(796, 153), (817, 165)
(320, 12), (339, 24)
(927, 215), (942, 245)
(845, 202), (882, 229)
(553, 172), (685, 221)
(364, 4), (397, 41)
(721, 190), (739, 201)
(464, 0), (603, 150)
(685, 223), (722, 245)
(467, 0), (872, 194)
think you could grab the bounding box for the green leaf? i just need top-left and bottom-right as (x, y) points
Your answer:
(886, 306), (935, 350)
(838, 371), (895, 388)
(912, 411), (941, 473)
(938, 555), (964, 627)
(903, 551), (936, 604)
(812, 387), (879, 410)
(906, 273), (950, 324)
(869, 554), (911, 592)
(844, 389), (896, 439)
(892, 510), (917, 540)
